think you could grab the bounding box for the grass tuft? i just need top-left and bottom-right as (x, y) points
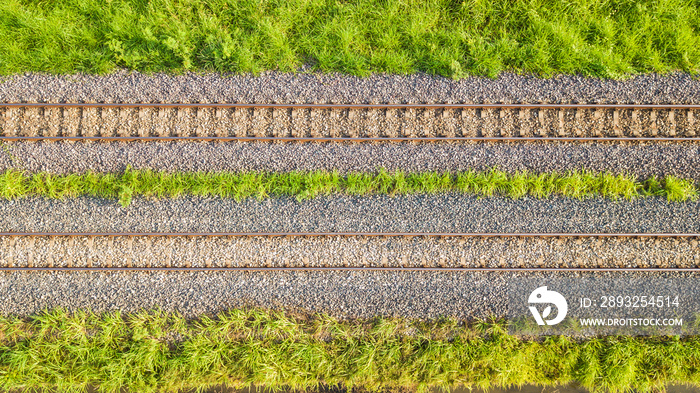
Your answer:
(0, 169), (697, 205)
(664, 175), (699, 202)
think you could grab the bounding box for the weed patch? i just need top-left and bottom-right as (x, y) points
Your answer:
(0, 168), (697, 206)
(0, 308), (699, 392)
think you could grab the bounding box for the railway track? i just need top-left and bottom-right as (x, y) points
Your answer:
(1, 232), (699, 271)
(2, 103), (700, 140)
(3, 103), (698, 273)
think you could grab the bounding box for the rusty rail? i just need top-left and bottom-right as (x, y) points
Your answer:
(3, 136), (700, 142)
(4, 103), (700, 109)
(1, 266), (699, 272)
(0, 232), (699, 237)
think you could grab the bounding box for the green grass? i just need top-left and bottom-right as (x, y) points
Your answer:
(1, 308), (700, 392)
(1, 168), (698, 206)
(1, 0), (699, 77)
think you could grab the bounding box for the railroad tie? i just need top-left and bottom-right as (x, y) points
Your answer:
(6, 237), (15, 267)
(574, 109), (583, 136)
(271, 108), (283, 137)
(537, 109), (546, 136)
(82, 107), (98, 137)
(118, 107), (130, 137)
(687, 110), (696, 137)
(518, 109), (529, 136)
(194, 109), (204, 137)
(631, 110), (640, 136)
(144, 237), (153, 267)
(126, 237), (133, 268)
(309, 109), (321, 138)
(593, 109), (603, 137)
(461, 108), (476, 137)
(557, 109), (565, 136)
(165, 238), (173, 267)
(420, 109), (432, 137)
(290, 108), (302, 138)
(385, 109), (398, 138)
(25, 238), (33, 268)
(650, 110), (658, 136)
(404, 108), (416, 138)
(20, 107), (39, 137)
(106, 238), (113, 268)
(257, 107), (271, 137)
(668, 110), (676, 137)
(498, 109), (508, 137)
(137, 108), (148, 137)
(47, 107), (60, 137)
(0, 108), (6, 136)
(364, 108), (380, 138)
(4, 107), (20, 137)
(47, 238), (54, 268)
(477, 106), (488, 137)
(232, 108), (246, 137)
(338, 109), (348, 138)
(67, 237), (74, 268)
(442, 109), (456, 138)
(64, 107), (81, 139)
(154, 108), (166, 137)
(86, 237), (94, 268)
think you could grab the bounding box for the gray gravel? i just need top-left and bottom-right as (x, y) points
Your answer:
(3, 236), (699, 269)
(0, 271), (506, 319)
(2, 71), (700, 104)
(3, 141), (700, 179)
(1, 271), (698, 323)
(0, 195), (698, 233)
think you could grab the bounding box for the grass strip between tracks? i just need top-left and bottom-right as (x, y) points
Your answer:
(0, 168), (697, 207)
(2, 0), (700, 77)
(0, 308), (698, 392)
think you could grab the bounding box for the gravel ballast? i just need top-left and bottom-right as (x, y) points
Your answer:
(2, 72), (700, 104)
(3, 141), (700, 179)
(0, 271), (507, 318)
(2, 236), (699, 269)
(0, 270), (697, 321)
(0, 195), (698, 233)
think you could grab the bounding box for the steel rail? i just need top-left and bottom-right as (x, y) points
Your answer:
(1, 266), (699, 272)
(0, 232), (698, 237)
(3, 103), (700, 109)
(3, 136), (700, 142)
